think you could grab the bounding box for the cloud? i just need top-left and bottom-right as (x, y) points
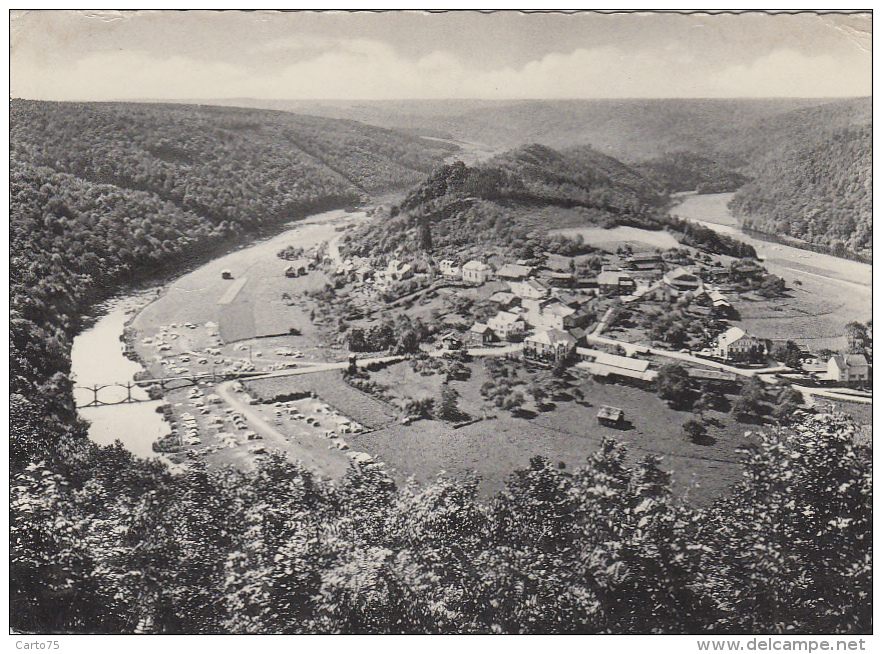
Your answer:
(708, 48), (871, 98)
(10, 39), (871, 101)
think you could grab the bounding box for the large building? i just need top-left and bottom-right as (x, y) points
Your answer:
(523, 329), (577, 364)
(716, 327), (769, 363)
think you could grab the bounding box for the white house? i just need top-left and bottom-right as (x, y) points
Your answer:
(827, 354), (869, 384)
(537, 302), (578, 331)
(523, 329), (577, 364)
(509, 278), (549, 300)
(462, 260), (492, 285)
(488, 311), (526, 340)
(716, 327), (768, 362)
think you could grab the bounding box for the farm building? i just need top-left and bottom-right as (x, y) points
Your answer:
(597, 405), (626, 427)
(438, 332), (463, 350)
(469, 322), (495, 345)
(597, 270), (636, 296)
(541, 270), (576, 289)
(497, 263), (533, 281)
(687, 368), (739, 389)
(489, 291), (520, 310)
(285, 259), (310, 277)
(576, 351), (657, 383)
(663, 267), (702, 292)
(626, 252), (663, 271)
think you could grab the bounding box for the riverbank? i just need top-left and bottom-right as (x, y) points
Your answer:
(672, 192), (872, 267)
(72, 206), (369, 464)
(673, 192), (871, 352)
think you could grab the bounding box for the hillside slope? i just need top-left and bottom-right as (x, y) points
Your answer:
(193, 97), (872, 258)
(730, 125), (872, 260)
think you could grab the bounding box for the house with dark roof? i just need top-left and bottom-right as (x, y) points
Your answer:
(469, 322), (495, 346)
(497, 263), (533, 281)
(597, 405), (626, 427)
(597, 270), (636, 296)
(626, 252), (663, 272)
(663, 267), (702, 292)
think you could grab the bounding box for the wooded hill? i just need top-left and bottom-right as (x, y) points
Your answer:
(346, 145), (756, 261)
(730, 124), (871, 260)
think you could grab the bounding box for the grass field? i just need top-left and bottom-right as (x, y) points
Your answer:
(351, 363), (756, 506)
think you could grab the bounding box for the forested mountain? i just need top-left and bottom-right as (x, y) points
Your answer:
(201, 97), (830, 161)
(347, 147), (755, 261)
(730, 125), (872, 260)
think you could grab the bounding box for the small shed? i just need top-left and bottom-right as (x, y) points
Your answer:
(597, 405), (625, 427)
(221, 269), (233, 280)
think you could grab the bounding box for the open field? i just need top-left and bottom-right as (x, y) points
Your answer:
(731, 276), (870, 352)
(351, 362), (756, 506)
(552, 225), (680, 251)
(130, 211), (359, 347)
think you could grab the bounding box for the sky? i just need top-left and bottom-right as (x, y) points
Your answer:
(9, 10), (873, 101)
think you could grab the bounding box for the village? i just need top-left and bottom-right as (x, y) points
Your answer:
(119, 207), (870, 502)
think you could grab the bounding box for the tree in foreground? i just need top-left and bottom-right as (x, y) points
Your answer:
(655, 363), (694, 410)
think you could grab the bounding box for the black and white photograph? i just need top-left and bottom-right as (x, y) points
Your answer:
(8, 8), (873, 643)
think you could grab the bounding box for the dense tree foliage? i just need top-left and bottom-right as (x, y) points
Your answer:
(11, 415), (870, 634)
(731, 126), (871, 260)
(636, 152), (749, 194)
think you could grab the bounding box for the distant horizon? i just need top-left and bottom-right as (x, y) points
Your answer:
(11, 95), (871, 103)
(11, 11), (871, 102)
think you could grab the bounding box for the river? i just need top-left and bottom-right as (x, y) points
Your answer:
(672, 192), (872, 290)
(71, 297), (170, 459)
(70, 208), (366, 459)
